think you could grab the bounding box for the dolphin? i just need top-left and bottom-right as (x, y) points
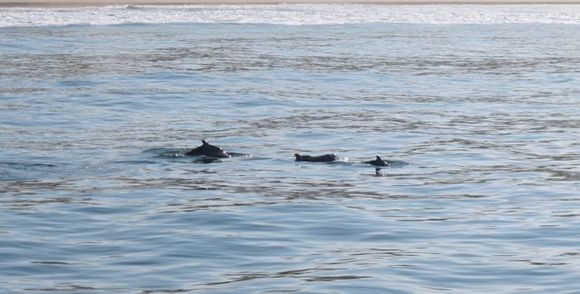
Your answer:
(295, 153), (338, 163)
(364, 155), (389, 167)
(185, 140), (230, 158)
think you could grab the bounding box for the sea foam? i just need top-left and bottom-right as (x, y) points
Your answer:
(1, 4), (580, 27)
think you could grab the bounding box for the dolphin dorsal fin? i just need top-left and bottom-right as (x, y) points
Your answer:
(201, 139), (208, 145)
(376, 155), (382, 160)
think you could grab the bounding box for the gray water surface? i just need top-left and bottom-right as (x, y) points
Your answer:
(1, 23), (579, 293)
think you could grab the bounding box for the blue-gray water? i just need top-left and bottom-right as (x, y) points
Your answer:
(1, 15), (580, 294)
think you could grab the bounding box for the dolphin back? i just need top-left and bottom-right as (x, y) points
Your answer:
(185, 140), (230, 158)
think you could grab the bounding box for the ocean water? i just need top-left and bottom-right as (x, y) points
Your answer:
(1, 4), (580, 293)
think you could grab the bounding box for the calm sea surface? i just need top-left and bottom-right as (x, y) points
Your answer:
(1, 5), (580, 293)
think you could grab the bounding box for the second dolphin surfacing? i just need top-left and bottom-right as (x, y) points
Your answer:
(185, 140), (230, 158)
(295, 153), (338, 163)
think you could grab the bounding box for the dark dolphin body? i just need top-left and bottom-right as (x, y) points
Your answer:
(185, 140), (230, 158)
(295, 153), (338, 163)
(364, 155), (389, 167)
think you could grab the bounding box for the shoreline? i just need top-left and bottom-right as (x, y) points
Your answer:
(2, 0), (580, 7)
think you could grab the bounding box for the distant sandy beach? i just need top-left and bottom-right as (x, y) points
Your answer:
(1, 0), (579, 7)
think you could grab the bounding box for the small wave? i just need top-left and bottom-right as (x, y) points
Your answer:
(0, 161), (59, 181)
(125, 5), (144, 10)
(108, 160), (160, 165)
(228, 152), (253, 158)
(143, 147), (188, 158)
(0, 161), (57, 168)
(387, 160), (409, 168)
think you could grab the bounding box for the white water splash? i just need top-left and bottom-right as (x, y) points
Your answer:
(1, 4), (580, 27)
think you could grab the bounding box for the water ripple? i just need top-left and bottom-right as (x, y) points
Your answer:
(1, 20), (580, 294)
